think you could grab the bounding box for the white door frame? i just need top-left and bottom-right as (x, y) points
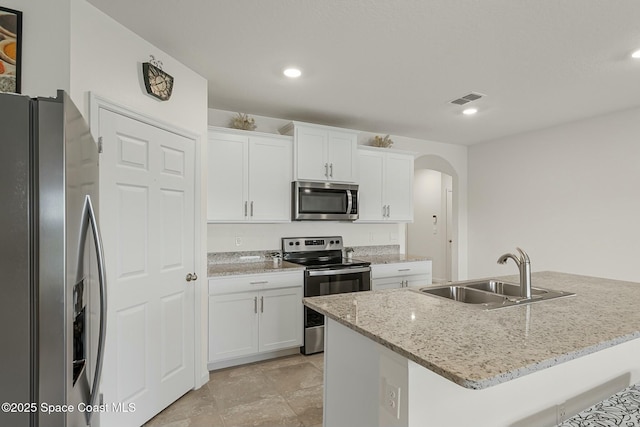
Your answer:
(88, 93), (206, 389)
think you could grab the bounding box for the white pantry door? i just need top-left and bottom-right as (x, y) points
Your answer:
(98, 108), (195, 427)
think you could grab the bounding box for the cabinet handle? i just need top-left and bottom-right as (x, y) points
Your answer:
(388, 205), (391, 218)
(260, 296), (264, 313)
(250, 280), (269, 285)
(330, 163), (333, 178)
(254, 296), (258, 313)
(250, 201), (254, 217)
(324, 163), (328, 178)
(398, 268), (410, 272)
(244, 201), (248, 217)
(382, 205), (387, 217)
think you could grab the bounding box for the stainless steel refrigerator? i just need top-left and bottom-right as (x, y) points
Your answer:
(0, 91), (107, 427)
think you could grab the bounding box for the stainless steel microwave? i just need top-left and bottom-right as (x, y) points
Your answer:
(292, 181), (359, 221)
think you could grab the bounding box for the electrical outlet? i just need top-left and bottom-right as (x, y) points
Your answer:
(235, 236), (242, 246)
(381, 378), (401, 419)
(556, 401), (567, 424)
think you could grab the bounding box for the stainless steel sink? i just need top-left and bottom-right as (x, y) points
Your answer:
(464, 280), (547, 297)
(422, 286), (509, 305)
(418, 280), (575, 310)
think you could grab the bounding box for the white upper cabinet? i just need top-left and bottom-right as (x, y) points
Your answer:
(207, 128), (292, 223)
(357, 147), (414, 222)
(280, 122), (358, 183)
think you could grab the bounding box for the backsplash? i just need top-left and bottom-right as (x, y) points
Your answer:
(350, 245), (400, 256)
(206, 222), (404, 253)
(207, 244), (400, 268)
(207, 250), (278, 265)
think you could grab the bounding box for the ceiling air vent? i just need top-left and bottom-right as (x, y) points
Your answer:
(449, 92), (485, 105)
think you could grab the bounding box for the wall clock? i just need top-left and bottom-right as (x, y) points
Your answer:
(142, 61), (174, 101)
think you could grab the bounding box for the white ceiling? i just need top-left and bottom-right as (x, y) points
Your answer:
(86, 0), (640, 145)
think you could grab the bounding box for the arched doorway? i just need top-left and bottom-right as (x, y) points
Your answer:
(408, 155), (459, 283)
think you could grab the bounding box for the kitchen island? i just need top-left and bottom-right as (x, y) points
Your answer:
(303, 272), (640, 427)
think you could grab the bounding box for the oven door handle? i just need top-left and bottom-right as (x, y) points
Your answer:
(307, 266), (371, 277)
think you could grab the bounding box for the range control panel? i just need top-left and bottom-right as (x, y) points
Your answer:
(282, 236), (344, 252)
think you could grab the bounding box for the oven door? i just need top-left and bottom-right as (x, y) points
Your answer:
(293, 181), (358, 221)
(305, 266), (371, 297)
(302, 266), (371, 354)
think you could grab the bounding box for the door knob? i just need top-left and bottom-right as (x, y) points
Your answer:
(186, 272), (198, 282)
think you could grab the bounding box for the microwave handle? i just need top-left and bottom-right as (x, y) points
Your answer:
(346, 190), (353, 215)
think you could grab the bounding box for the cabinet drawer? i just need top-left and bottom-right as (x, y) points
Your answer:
(209, 271), (303, 295)
(371, 261), (431, 279)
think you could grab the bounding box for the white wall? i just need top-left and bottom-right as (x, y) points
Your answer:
(408, 170), (453, 283)
(2, 0), (70, 97)
(208, 222), (402, 252)
(208, 108), (469, 280)
(409, 170), (443, 275)
(468, 106), (640, 282)
(69, 0), (208, 135)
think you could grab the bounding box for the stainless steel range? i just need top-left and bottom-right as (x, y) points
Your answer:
(282, 236), (371, 355)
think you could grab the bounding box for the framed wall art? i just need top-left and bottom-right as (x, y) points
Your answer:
(0, 6), (22, 93)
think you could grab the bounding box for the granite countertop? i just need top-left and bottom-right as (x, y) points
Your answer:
(208, 261), (304, 277)
(303, 271), (640, 390)
(356, 253), (431, 265)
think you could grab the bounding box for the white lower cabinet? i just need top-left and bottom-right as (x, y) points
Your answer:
(208, 271), (303, 364)
(371, 260), (432, 290)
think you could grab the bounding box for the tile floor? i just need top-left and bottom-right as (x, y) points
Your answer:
(144, 353), (324, 427)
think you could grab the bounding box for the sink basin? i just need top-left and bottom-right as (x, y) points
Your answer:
(418, 280), (575, 310)
(421, 286), (509, 304)
(464, 280), (547, 297)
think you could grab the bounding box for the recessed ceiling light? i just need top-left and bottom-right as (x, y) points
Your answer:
(632, 49), (640, 59)
(283, 68), (302, 78)
(462, 108), (478, 116)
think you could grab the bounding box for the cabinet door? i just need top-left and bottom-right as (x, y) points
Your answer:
(258, 287), (303, 352)
(327, 130), (357, 182)
(208, 293), (258, 362)
(356, 150), (385, 221)
(384, 153), (414, 221)
(372, 277), (403, 291)
(405, 274), (432, 287)
(207, 133), (248, 222)
(248, 136), (292, 222)
(295, 126), (328, 181)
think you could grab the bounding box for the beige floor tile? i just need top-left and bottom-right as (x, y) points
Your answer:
(306, 353), (325, 371)
(209, 369), (280, 411)
(263, 362), (324, 394)
(256, 354), (309, 371)
(148, 420), (191, 427)
(283, 385), (324, 427)
(221, 395), (303, 427)
(186, 412), (225, 427)
(144, 388), (219, 426)
(209, 362), (264, 382)
(148, 354), (325, 427)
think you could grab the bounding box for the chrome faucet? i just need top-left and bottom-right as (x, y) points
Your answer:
(497, 248), (532, 299)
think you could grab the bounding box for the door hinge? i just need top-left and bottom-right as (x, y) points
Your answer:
(98, 136), (103, 154)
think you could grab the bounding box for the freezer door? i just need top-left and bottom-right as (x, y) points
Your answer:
(38, 92), (104, 427)
(64, 92), (106, 427)
(0, 93), (34, 427)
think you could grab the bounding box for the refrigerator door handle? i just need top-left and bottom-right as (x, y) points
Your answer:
(79, 195), (108, 424)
